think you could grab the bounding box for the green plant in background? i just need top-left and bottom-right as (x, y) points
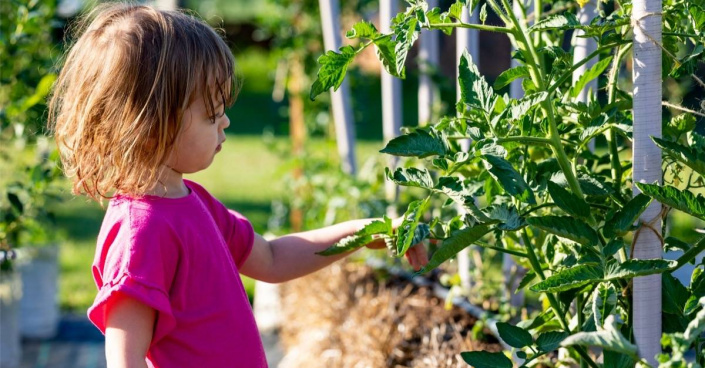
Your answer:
(0, 0), (64, 270)
(311, 0), (705, 366)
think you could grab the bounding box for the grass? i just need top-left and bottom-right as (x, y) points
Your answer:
(54, 135), (383, 312)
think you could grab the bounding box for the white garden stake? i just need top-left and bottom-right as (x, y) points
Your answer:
(632, 0), (663, 363)
(574, 0), (599, 151)
(381, 0), (403, 217)
(319, 0), (358, 175)
(456, 4), (480, 291)
(418, 0), (439, 127)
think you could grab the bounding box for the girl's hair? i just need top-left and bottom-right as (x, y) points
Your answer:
(48, 3), (239, 201)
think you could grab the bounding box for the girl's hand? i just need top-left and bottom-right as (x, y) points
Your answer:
(363, 217), (430, 271)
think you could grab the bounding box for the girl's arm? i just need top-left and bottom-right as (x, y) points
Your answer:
(104, 293), (155, 368)
(239, 219), (428, 283)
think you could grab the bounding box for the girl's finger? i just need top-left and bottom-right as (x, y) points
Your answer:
(406, 248), (418, 270)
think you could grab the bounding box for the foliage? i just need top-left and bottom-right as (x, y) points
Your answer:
(311, 0), (705, 366)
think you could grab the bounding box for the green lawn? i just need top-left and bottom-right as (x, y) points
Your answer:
(54, 135), (383, 312)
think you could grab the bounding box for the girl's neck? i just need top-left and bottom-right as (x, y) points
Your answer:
(146, 166), (190, 198)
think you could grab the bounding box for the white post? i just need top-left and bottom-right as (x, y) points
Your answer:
(632, 0), (662, 364)
(319, 0), (358, 175)
(418, 0), (439, 127)
(456, 5), (480, 291)
(573, 0), (599, 151)
(381, 0), (402, 217)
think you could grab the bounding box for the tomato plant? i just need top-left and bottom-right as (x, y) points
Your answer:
(311, 0), (705, 366)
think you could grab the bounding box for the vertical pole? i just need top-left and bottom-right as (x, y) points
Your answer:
(573, 0), (599, 151)
(632, 0), (662, 364)
(456, 5), (480, 291)
(319, 0), (358, 175)
(288, 56), (306, 233)
(418, 0), (439, 127)
(381, 0), (402, 217)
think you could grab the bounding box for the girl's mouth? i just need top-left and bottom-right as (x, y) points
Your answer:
(215, 144), (222, 153)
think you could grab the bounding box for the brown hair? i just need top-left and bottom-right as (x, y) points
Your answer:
(48, 2), (239, 201)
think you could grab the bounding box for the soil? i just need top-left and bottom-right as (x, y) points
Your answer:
(277, 261), (504, 368)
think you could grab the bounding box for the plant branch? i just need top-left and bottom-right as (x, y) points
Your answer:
(425, 23), (511, 34)
(546, 41), (629, 95)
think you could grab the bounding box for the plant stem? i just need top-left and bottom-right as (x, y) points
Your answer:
(496, 136), (553, 145)
(475, 240), (529, 258)
(546, 41), (629, 95)
(521, 231), (600, 368)
(426, 23), (511, 33)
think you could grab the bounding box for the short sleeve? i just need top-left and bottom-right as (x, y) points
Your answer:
(87, 213), (179, 345)
(186, 180), (254, 268)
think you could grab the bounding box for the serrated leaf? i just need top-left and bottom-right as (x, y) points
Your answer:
(561, 321), (638, 358)
(653, 137), (705, 178)
(536, 331), (568, 352)
(425, 7), (453, 35)
(411, 223), (431, 245)
(602, 238), (625, 258)
(433, 177), (490, 221)
(486, 203), (525, 231)
(530, 264), (603, 293)
(683, 297), (705, 341)
(397, 197), (431, 256)
(529, 13), (581, 32)
(479, 3), (487, 23)
(664, 236), (691, 253)
(483, 155), (536, 204)
(460, 351), (512, 368)
(517, 271), (537, 291)
(496, 322), (533, 348)
(380, 129), (447, 158)
(511, 92), (548, 121)
(494, 66), (531, 90)
(662, 273), (690, 316)
(547, 181), (590, 218)
(526, 216), (598, 246)
(458, 49), (496, 113)
(373, 35), (404, 78)
(636, 183), (705, 221)
(316, 234), (375, 255)
(386, 167), (434, 189)
(603, 259), (676, 281)
(391, 16), (420, 77)
(417, 224), (492, 274)
(346, 21), (380, 39)
(310, 46), (359, 100)
(571, 56), (613, 98)
(603, 194), (653, 238)
(517, 309), (555, 331)
(448, 1), (466, 20)
(592, 283), (617, 329)
(550, 172), (613, 196)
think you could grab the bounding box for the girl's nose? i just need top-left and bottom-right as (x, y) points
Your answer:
(221, 114), (230, 130)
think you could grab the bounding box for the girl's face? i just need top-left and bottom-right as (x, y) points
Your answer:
(166, 92), (230, 174)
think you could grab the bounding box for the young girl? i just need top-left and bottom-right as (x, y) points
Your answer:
(48, 3), (427, 367)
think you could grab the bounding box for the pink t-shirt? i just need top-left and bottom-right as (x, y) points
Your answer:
(87, 180), (267, 367)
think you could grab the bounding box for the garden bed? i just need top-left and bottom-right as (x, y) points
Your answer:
(277, 261), (503, 368)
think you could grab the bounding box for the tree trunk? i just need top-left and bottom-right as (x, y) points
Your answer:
(632, 0), (663, 363)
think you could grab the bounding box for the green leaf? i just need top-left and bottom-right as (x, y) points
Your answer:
(483, 155), (536, 204)
(602, 238), (625, 258)
(602, 194), (653, 238)
(417, 224), (492, 274)
(447, 1), (466, 20)
(380, 129), (447, 158)
(458, 49), (496, 113)
(496, 322), (533, 348)
(460, 351), (512, 368)
(316, 234), (375, 256)
(425, 7), (453, 35)
(433, 177), (490, 221)
(635, 183), (705, 221)
(603, 259), (676, 281)
(391, 14), (420, 77)
(374, 35), (404, 78)
(517, 271), (537, 291)
(397, 197), (431, 256)
(526, 216), (598, 246)
(603, 350), (635, 368)
(316, 219), (392, 255)
(386, 167), (434, 189)
(411, 223), (431, 245)
(346, 21), (381, 39)
(664, 236), (691, 253)
(675, 236), (705, 270)
(530, 263), (603, 293)
(536, 331), (568, 352)
(550, 172), (613, 196)
(592, 283), (618, 329)
(310, 46), (360, 100)
(662, 273), (690, 316)
(529, 13), (581, 32)
(561, 318), (638, 359)
(653, 137), (705, 178)
(571, 56), (613, 98)
(479, 3), (487, 24)
(510, 92), (548, 121)
(486, 204), (525, 231)
(494, 66), (530, 90)
(547, 182), (590, 219)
